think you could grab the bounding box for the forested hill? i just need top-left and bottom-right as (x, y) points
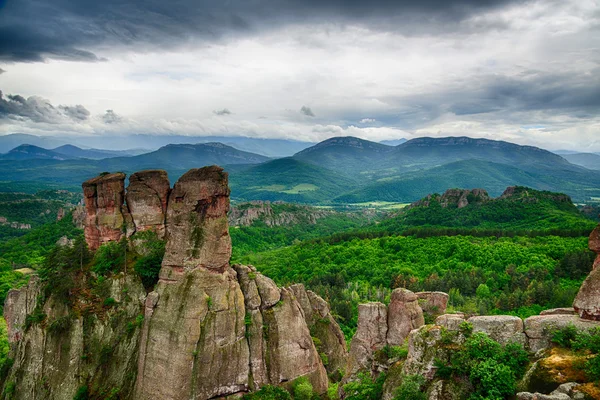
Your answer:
(374, 186), (596, 235)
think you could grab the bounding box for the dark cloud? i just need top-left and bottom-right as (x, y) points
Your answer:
(0, 90), (90, 123)
(213, 108), (232, 116)
(381, 68), (600, 129)
(102, 109), (122, 124)
(0, 0), (528, 62)
(301, 106), (315, 117)
(59, 104), (91, 121)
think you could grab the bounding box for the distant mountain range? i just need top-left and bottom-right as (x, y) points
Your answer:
(0, 133), (314, 158)
(2, 134), (600, 204)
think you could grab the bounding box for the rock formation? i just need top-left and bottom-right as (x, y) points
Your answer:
(82, 172), (128, 251)
(3, 167), (334, 400)
(573, 224), (600, 320)
(125, 170), (170, 238)
(344, 288), (424, 383)
(416, 291), (448, 320)
(387, 288), (425, 346)
(228, 201), (332, 227)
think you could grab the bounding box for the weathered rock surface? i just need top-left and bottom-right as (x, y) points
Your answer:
(161, 166), (231, 273)
(126, 170), (170, 238)
(4, 276), (41, 343)
(417, 291), (448, 319)
(468, 315), (526, 346)
(346, 302), (388, 376)
(524, 315), (600, 353)
(3, 274), (146, 400)
(289, 284), (348, 377)
(573, 223), (600, 320)
(82, 172), (127, 251)
(387, 288), (425, 346)
(518, 382), (585, 400)
(228, 201), (331, 227)
(4, 167), (334, 400)
(402, 325), (457, 380)
(540, 308), (576, 316)
(435, 313), (466, 331)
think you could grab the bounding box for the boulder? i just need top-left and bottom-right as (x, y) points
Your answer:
(524, 315), (600, 353)
(387, 288), (425, 346)
(467, 315), (526, 346)
(540, 308), (576, 316)
(126, 170), (170, 238)
(573, 266), (600, 321)
(82, 172), (127, 251)
(416, 291), (449, 319)
(435, 314), (466, 331)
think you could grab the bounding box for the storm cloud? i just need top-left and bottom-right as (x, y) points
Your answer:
(0, 0), (528, 62)
(0, 90), (90, 123)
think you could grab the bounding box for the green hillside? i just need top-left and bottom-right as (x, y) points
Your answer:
(229, 158), (358, 203)
(335, 159), (600, 203)
(376, 186), (596, 233)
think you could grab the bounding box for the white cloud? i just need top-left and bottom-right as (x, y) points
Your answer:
(1, 0), (599, 150)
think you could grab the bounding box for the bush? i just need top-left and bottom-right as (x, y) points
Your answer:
(469, 359), (516, 400)
(73, 385), (89, 400)
(327, 383), (340, 400)
(293, 377), (313, 400)
(343, 372), (386, 400)
(551, 324), (579, 348)
(242, 385), (291, 399)
(393, 374), (426, 400)
(93, 240), (126, 275)
(134, 232), (165, 288)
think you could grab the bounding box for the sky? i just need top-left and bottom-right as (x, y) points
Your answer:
(0, 0), (599, 150)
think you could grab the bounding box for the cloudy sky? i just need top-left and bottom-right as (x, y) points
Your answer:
(0, 0), (599, 150)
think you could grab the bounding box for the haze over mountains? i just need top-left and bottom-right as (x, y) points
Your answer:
(1, 134), (600, 204)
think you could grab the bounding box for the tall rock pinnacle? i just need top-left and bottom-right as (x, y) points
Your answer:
(573, 225), (600, 320)
(82, 172), (127, 251)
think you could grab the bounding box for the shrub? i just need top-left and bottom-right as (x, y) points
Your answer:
(73, 385), (89, 400)
(343, 372), (386, 400)
(134, 232), (165, 288)
(103, 297), (117, 307)
(242, 385), (291, 399)
(393, 374), (426, 400)
(551, 324), (578, 348)
(93, 240), (126, 275)
(327, 383), (340, 400)
(293, 377), (313, 400)
(469, 359), (515, 400)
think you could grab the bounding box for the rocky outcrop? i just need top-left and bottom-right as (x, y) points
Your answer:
(82, 172), (128, 251)
(387, 288), (425, 346)
(289, 284), (348, 377)
(439, 188), (489, 208)
(3, 274), (146, 400)
(4, 167), (335, 400)
(468, 315), (526, 346)
(133, 167), (329, 399)
(518, 382), (585, 400)
(4, 276), (41, 343)
(416, 291), (448, 320)
(573, 224), (600, 320)
(125, 170), (170, 239)
(346, 302), (388, 376)
(228, 201), (332, 227)
(161, 167), (231, 273)
(524, 314), (600, 353)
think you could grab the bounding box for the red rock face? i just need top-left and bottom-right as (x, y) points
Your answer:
(82, 172), (127, 251)
(573, 224), (600, 320)
(161, 166), (232, 276)
(126, 170), (170, 239)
